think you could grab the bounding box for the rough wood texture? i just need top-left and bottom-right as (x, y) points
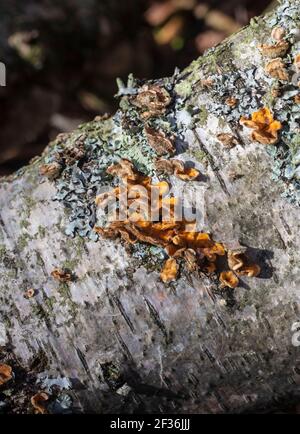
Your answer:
(0, 0), (299, 414)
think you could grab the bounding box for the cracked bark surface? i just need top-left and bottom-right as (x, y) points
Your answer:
(0, 0), (299, 414)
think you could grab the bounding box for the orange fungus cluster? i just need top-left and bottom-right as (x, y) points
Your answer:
(94, 159), (260, 286)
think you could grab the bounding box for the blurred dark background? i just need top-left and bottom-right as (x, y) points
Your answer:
(0, 0), (274, 176)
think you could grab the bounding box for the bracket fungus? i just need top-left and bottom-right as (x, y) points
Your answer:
(259, 40), (290, 58)
(265, 58), (289, 81)
(219, 271), (239, 289)
(160, 258), (179, 283)
(51, 268), (73, 283)
(31, 392), (49, 414)
(39, 162), (62, 180)
(216, 133), (239, 149)
(227, 250), (261, 277)
(0, 364), (13, 386)
(145, 126), (175, 156)
(294, 54), (300, 72)
(240, 107), (282, 145)
(155, 158), (200, 180)
(131, 84), (171, 119)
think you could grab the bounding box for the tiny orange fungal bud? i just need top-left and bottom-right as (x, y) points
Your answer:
(51, 268), (73, 282)
(0, 363), (13, 386)
(160, 258), (179, 283)
(24, 288), (36, 299)
(240, 107), (282, 145)
(219, 271), (239, 289)
(225, 97), (238, 107)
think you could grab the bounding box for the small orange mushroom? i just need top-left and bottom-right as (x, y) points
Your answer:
(219, 271), (239, 288)
(160, 258), (179, 283)
(94, 159), (260, 285)
(175, 167), (200, 181)
(0, 363), (13, 386)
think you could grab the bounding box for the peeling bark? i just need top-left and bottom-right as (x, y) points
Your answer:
(0, 0), (300, 414)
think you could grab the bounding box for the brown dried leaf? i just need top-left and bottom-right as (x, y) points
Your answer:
(154, 16), (184, 45)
